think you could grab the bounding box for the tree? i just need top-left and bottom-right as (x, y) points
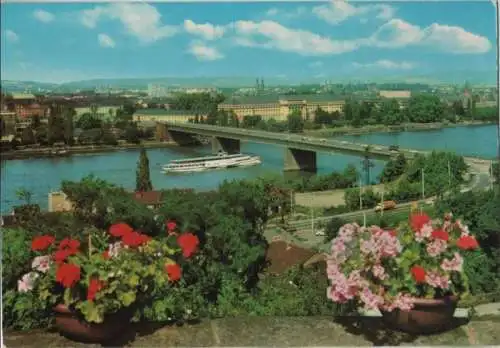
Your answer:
(63, 107), (75, 145)
(287, 110), (304, 133)
(15, 188), (33, 205)
(76, 113), (102, 130)
(379, 153), (407, 183)
(21, 127), (36, 145)
(361, 145), (375, 185)
(124, 123), (140, 144)
(136, 147), (153, 192)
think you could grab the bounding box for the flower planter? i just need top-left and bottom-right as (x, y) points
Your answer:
(380, 296), (458, 334)
(53, 304), (133, 343)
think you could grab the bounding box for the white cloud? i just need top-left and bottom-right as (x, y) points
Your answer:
(33, 9), (55, 23)
(98, 33), (115, 48)
(188, 42), (223, 61)
(368, 19), (491, 54)
(265, 6), (307, 19)
(313, 0), (395, 25)
(81, 3), (178, 43)
(353, 60), (415, 70)
(309, 61), (323, 68)
(5, 30), (19, 42)
(233, 20), (360, 56)
(184, 19), (224, 40)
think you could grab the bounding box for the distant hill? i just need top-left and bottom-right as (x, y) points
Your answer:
(1, 70), (496, 92)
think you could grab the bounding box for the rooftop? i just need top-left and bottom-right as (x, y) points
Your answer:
(10, 93), (36, 100)
(130, 191), (163, 205)
(133, 108), (200, 116)
(222, 94), (345, 105)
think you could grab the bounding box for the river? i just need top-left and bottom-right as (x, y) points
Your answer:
(0, 124), (496, 213)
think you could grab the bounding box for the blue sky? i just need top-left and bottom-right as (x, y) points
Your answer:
(0, 1), (497, 83)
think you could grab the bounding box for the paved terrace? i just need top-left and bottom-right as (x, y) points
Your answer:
(160, 122), (491, 173)
(4, 311), (500, 347)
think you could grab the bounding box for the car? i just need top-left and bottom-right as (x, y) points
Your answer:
(314, 229), (326, 236)
(320, 138), (327, 142)
(389, 145), (400, 151)
(374, 146), (382, 150)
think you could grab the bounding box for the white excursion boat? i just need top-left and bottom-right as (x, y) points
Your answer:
(162, 151), (261, 173)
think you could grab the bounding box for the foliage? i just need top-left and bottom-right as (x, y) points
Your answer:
(287, 111), (304, 133)
(379, 153), (408, 183)
(434, 189), (500, 293)
(326, 212), (480, 312)
(136, 147), (153, 192)
(20, 222), (199, 324)
(323, 217), (348, 243)
(210, 266), (354, 317)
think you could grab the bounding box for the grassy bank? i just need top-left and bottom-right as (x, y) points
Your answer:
(0, 141), (179, 160)
(305, 121), (493, 137)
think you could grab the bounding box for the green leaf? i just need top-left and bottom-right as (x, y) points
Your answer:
(77, 301), (103, 323)
(128, 274), (140, 287)
(118, 291), (136, 306)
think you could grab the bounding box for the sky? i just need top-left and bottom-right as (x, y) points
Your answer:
(0, 0), (498, 84)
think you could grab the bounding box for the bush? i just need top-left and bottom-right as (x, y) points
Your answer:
(323, 217), (347, 243)
(210, 266), (354, 317)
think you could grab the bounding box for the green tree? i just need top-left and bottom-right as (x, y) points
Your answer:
(124, 123), (140, 144)
(63, 107), (75, 145)
(136, 147), (153, 192)
(379, 153), (407, 183)
(361, 145), (375, 185)
(21, 127), (36, 145)
(76, 113), (102, 130)
(287, 110), (304, 133)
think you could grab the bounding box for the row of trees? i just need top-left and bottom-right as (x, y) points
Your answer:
(343, 151), (469, 211)
(17, 103), (150, 147)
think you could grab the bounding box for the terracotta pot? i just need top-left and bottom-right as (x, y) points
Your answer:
(380, 296), (458, 334)
(53, 304), (133, 343)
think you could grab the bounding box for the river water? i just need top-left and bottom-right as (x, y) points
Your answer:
(1, 124), (496, 213)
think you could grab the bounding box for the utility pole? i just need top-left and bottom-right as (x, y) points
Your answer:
(290, 190), (294, 218)
(421, 168), (425, 200)
(359, 178), (366, 227)
(496, 0), (500, 187)
(311, 206), (314, 234)
(447, 160), (452, 189)
(380, 187), (385, 217)
(491, 160), (494, 191)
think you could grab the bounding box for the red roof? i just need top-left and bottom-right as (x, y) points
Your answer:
(265, 240), (318, 275)
(130, 191), (163, 205)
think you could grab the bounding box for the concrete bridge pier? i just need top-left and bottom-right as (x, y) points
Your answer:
(284, 148), (317, 173)
(211, 136), (241, 154)
(167, 130), (200, 146)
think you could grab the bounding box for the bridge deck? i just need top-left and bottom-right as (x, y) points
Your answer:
(162, 122), (490, 164)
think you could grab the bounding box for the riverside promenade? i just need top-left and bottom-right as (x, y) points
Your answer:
(4, 304), (500, 347)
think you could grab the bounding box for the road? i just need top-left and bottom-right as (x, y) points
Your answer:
(269, 167), (492, 231)
(165, 122), (491, 162)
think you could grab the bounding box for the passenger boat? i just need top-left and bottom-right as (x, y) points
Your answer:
(162, 151), (261, 173)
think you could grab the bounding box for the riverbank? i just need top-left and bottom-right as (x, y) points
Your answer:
(0, 141), (179, 160)
(305, 120), (494, 137)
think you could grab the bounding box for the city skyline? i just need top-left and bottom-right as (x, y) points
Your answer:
(0, 1), (497, 84)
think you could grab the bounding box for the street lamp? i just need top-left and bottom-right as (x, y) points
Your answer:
(495, 0), (500, 185)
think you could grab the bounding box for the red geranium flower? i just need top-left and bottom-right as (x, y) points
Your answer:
(457, 235), (479, 250)
(431, 229), (449, 241)
(56, 263), (81, 288)
(31, 235), (55, 251)
(109, 223), (134, 238)
(177, 233), (199, 258)
(102, 250), (110, 260)
(388, 230), (397, 237)
(122, 231), (150, 248)
(87, 277), (105, 301)
(53, 248), (79, 264)
(165, 263), (182, 282)
(411, 213), (430, 231)
(411, 265), (426, 283)
(59, 238), (80, 251)
(166, 220), (177, 234)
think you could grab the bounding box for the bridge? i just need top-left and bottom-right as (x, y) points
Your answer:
(158, 122), (491, 173)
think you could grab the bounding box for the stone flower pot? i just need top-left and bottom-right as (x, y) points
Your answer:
(53, 304), (133, 343)
(380, 296), (458, 335)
